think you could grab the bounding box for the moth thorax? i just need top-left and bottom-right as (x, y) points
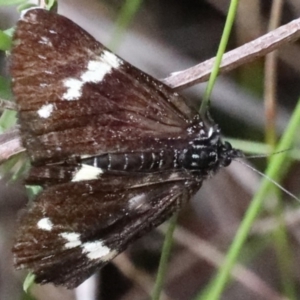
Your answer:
(180, 146), (218, 170)
(179, 139), (237, 172)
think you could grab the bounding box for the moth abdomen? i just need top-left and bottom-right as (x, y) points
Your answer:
(82, 150), (180, 172)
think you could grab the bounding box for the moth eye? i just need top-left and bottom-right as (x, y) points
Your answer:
(222, 156), (232, 167)
(224, 141), (232, 151)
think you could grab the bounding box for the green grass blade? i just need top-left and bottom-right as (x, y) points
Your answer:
(152, 213), (179, 300)
(0, 30), (11, 51)
(109, 0), (143, 50)
(200, 0), (240, 116)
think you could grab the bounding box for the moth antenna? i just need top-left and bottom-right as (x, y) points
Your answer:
(245, 148), (291, 159)
(235, 158), (300, 203)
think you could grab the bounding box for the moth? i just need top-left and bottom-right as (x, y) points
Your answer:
(10, 8), (241, 288)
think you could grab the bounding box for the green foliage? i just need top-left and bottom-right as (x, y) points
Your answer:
(23, 273), (36, 293)
(0, 30), (11, 51)
(0, 76), (12, 99)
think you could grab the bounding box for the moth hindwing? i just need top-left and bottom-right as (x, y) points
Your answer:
(11, 8), (240, 288)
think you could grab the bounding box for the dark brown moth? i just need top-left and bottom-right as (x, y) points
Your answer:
(10, 8), (241, 288)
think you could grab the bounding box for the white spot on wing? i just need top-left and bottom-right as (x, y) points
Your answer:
(81, 60), (111, 83)
(37, 217), (53, 231)
(82, 240), (117, 260)
(72, 164), (103, 182)
(62, 50), (121, 101)
(60, 232), (81, 248)
(62, 78), (83, 101)
(101, 50), (121, 68)
(37, 104), (53, 118)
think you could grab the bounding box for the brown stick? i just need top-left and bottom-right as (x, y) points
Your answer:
(163, 18), (300, 90)
(0, 128), (24, 164)
(0, 98), (17, 111)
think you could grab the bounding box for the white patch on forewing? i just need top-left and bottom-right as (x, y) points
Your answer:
(37, 104), (54, 118)
(81, 60), (111, 83)
(37, 217), (53, 231)
(60, 232), (82, 248)
(62, 78), (83, 101)
(101, 50), (121, 68)
(62, 51), (121, 101)
(82, 240), (117, 260)
(72, 164), (103, 182)
(128, 193), (149, 211)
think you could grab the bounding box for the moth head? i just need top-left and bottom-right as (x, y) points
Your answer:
(218, 141), (243, 168)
